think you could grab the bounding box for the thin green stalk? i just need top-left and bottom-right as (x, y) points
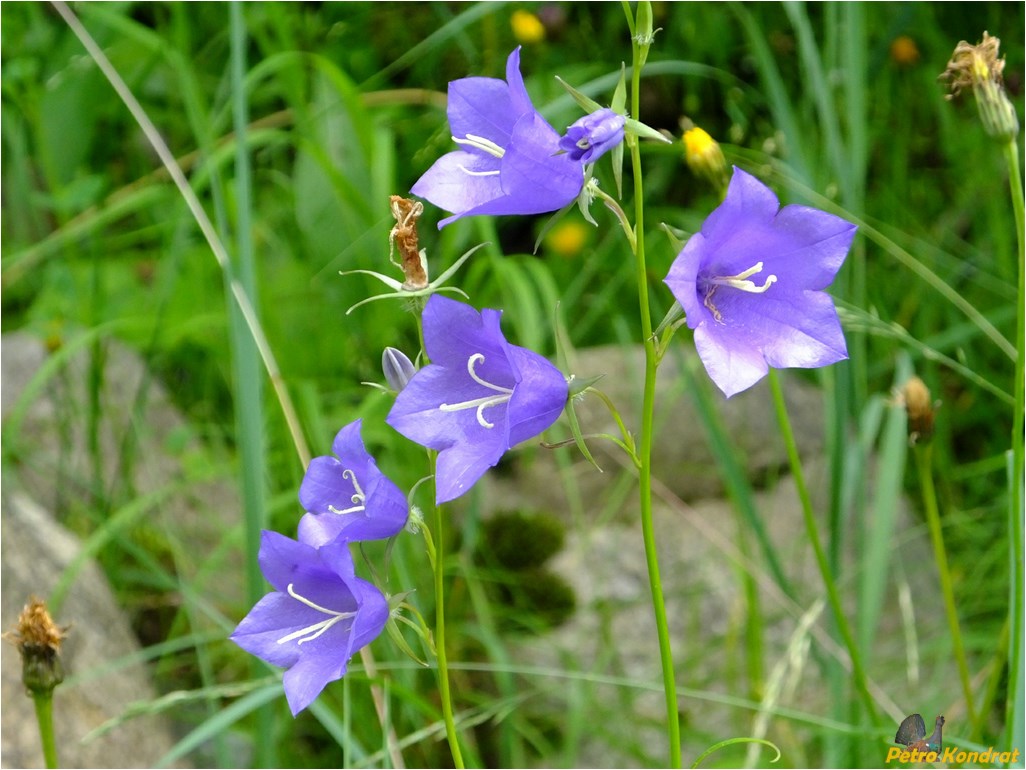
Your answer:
(626, 11), (681, 766)
(33, 693), (58, 769)
(433, 493), (465, 769)
(229, 11), (274, 767)
(1002, 134), (1025, 756)
(913, 444), (977, 727)
(766, 370), (880, 726)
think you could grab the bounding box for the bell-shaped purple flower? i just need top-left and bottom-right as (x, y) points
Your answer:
(386, 295), (568, 504)
(558, 108), (625, 163)
(297, 420), (408, 547)
(411, 47), (584, 228)
(664, 167), (856, 398)
(230, 531), (389, 716)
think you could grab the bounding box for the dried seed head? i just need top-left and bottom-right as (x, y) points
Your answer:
(940, 31), (1019, 139)
(389, 196), (428, 290)
(4, 597), (67, 696)
(899, 376), (936, 445)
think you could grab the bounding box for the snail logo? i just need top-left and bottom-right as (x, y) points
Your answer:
(885, 714), (1023, 765)
(894, 713), (944, 754)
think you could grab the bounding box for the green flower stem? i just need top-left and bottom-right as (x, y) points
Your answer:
(767, 370), (880, 726)
(913, 444), (977, 728)
(33, 692), (57, 769)
(628, 33), (682, 770)
(432, 477), (464, 768)
(1001, 134), (1024, 754)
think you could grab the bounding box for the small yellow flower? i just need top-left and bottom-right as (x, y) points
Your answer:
(544, 220), (588, 258)
(511, 10), (545, 45)
(682, 125), (728, 192)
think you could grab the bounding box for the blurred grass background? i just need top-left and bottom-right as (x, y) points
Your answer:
(1, 2), (1023, 767)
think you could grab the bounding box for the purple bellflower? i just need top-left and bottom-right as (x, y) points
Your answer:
(664, 167), (856, 398)
(386, 295), (568, 504)
(230, 531), (389, 716)
(411, 47), (584, 228)
(297, 420), (408, 548)
(559, 108), (626, 163)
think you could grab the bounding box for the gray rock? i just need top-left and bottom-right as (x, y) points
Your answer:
(1, 489), (181, 768)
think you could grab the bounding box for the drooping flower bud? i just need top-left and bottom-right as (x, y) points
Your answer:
(559, 109), (626, 164)
(382, 347), (417, 392)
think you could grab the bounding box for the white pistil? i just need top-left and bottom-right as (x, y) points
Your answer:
(439, 353), (514, 429)
(703, 261), (778, 323)
(327, 469), (366, 516)
(276, 583), (356, 646)
(452, 133), (505, 158)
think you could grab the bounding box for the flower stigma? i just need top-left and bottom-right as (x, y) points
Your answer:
(327, 469), (366, 516)
(702, 261), (778, 323)
(438, 353), (514, 428)
(276, 584), (357, 645)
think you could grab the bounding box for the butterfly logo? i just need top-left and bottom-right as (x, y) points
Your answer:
(894, 713), (945, 753)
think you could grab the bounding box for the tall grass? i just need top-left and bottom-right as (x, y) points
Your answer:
(1, 2), (1022, 767)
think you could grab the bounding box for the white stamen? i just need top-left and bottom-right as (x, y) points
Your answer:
(702, 261), (778, 323)
(276, 584), (356, 645)
(327, 469), (366, 516)
(457, 166), (501, 177)
(438, 353), (514, 429)
(452, 133), (505, 158)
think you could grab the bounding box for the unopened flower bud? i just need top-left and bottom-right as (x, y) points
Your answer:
(940, 31), (1019, 141)
(900, 376), (936, 445)
(559, 109), (626, 164)
(4, 597), (66, 697)
(382, 347), (416, 392)
(682, 125), (729, 192)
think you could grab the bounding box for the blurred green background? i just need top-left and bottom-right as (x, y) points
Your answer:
(2, 2), (1023, 767)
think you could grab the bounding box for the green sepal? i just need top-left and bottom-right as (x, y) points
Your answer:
(625, 117), (672, 145)
(554, 76), (603, 114)
(562, 387), (602, 472)
(385, 597), (433, 666)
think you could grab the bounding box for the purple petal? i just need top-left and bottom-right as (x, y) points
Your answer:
(693, 323), (769, 398)
(282, 651), (347, 716)
(504, 46), (533, 117)
(447, 76), (519, 146)
(410, 151), (503, 217)
(506, 345), (567, 446)
(434, 438), (505, 504)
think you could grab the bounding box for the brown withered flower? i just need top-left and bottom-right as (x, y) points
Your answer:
(897, 376), (937, 446)
(940, 31), (1019, 139)
(4, 597), (67, 696)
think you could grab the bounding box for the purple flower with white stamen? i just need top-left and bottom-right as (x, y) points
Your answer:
(297, 420), (408, 548)
(386, 295), (568, 504)
(559, 108), (625, 163)
(229, 531), (388, 716)
(411, 47), (584, 228)
(664, 167), (856, 398)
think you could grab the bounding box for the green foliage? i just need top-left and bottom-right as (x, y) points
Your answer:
(2, 2), (1022, 768)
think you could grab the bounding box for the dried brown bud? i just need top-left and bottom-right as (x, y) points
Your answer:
(389, 196), (428, 290)
(940, 31), (1019, 139)
(4, 597), (67, 696)
(899, 376), (936, 445)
